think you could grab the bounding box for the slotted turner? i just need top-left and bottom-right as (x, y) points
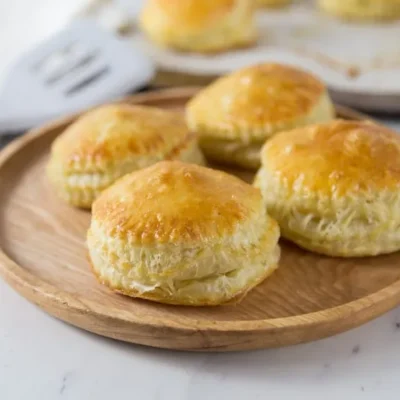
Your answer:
(0, 19), (155, 134)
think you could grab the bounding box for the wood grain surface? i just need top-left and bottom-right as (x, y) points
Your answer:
(1, 87), (400, 352)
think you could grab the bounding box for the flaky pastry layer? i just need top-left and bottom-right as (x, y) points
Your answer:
(255, 165), (400, 257)
(88, 205), (280, 305)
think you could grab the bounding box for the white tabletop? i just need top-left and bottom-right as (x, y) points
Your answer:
(2, 278), (400, 399)
(1, 2), (400, 399)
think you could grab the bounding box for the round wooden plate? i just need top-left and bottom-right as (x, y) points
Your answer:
(1, 87), (400, 352)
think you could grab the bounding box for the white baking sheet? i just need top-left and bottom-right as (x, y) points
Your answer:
(130, 0), (400, 94)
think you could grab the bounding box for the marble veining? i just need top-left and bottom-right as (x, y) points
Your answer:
(59, 372), (73, 396)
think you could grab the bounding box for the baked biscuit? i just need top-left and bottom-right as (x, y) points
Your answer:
(139, 0), (256, 53)
(88, 161), (280, 306)
(255, 119), (400, 257)
(318, 0), (400, 21)
(47, 105), (204, 208)
(257, 0), (291, 8)
(186, 63), (334, 169)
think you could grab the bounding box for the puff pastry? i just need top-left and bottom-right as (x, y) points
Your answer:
(88, 161), (280, 306)
(257, 0), (291, 8)
(47, 105), (204, 208)
(255, 119), (400, 257)
(186, 63), (335, 169)
(139, 0), (256, 53)
(319, 0), (400, 21)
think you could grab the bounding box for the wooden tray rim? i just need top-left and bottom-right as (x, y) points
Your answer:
(1, 87), (399, 340)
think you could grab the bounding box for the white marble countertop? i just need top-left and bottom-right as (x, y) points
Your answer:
(2, 277), (400, 399)
(2, 1), (400, 399)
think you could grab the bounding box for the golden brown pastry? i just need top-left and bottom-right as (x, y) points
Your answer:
(47, 105), (204, 208)
(255, 119), (400, 257)
(257, 0), (291, 8)
(318, 0), (400, 21)
(87, 161), (280, 306)
(186, 63), (335, 169)
(139, 0), (256, 53)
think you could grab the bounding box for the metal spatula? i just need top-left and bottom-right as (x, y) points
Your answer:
(0, 19), (155, 134)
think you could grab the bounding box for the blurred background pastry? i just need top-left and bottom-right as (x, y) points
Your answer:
(255, 119), (400, 257)
(139, 0), (257, 53)
(318, 0), (400, 21)
(186, 63), (334, 170)
(87, 161), (280, 306)
(47, 105), (204, 208)
(257, 0), (291, 8)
